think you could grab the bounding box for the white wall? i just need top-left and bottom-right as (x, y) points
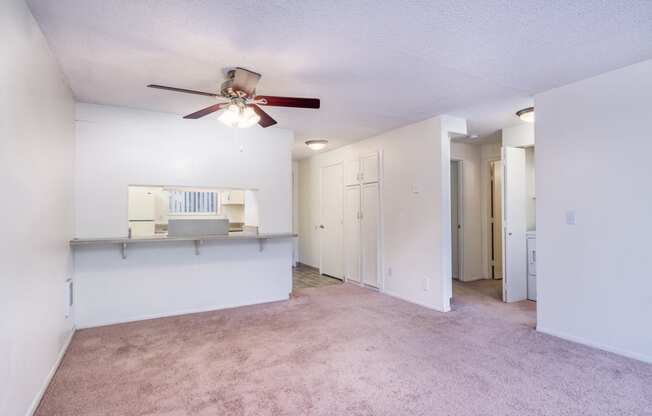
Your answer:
(0, 1), (76, 414)
(502, 124), (534, 147)
(535, 59), (652, 363)
(451, 142), (484, 280)
(298, 116), (466, 311)
(75, 103), (292, 236)
(73, 103), (294, 328)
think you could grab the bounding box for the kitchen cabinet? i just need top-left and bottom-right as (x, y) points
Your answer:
(221, 190), (244, 205)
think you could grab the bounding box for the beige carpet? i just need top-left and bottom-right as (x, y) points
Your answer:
(37, 281), (651, 415)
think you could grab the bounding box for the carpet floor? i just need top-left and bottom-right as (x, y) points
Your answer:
(37, 282), (652, 415)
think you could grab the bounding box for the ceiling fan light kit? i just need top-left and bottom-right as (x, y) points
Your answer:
(218, 104), (260, 128)
(147, 67), (320, 128)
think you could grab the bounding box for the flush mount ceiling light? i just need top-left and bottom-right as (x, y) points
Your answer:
(305, 139), (328, 150)
(516, 107), (535, 123)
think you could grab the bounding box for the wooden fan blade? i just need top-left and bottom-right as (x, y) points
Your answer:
(232, 67), (261, 97)
(251, 105), (277, 128)
(183, 103), (228, 119)
(256, 95), (320, 109)
(148, 84), (218, 97)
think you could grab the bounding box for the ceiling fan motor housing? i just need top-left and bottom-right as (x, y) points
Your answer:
(221, 69), (252, 98)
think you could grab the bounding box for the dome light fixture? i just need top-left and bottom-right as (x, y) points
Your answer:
(305, 139), (328, 150)
(516, 107), (535, 123)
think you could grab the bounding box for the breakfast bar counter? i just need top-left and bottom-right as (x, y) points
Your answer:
(70, 231), (296, 328)
(70, 232), (297, 258)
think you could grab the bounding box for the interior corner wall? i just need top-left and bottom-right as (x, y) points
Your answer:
(0, 1), (76, 414)
(298, 115), (465, 312)
(451, 142), (484, 281)
(535, 59), (652, 363)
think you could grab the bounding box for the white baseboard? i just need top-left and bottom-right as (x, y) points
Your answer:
(537, 326), (652, 364)
(75, 295), (289, 329)
(382, 289), (449, 312)
(27, 328), (75, 416)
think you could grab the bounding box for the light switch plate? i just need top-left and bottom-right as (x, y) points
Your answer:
(412, 184), (421, 194)
(566, 210), (576, 225)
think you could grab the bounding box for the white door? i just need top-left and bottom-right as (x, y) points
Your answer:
(320, 163), (344, 278)
(527, 236), (537, 300)
(361, 182), (380, 288)
(502, 147), (528, 302)
(450, 161), (461, 280)
(491, 161), (503, 279)
(344, 159), (360, 186)
(360, 152), (379, 183)
(344, 186), (361, 283)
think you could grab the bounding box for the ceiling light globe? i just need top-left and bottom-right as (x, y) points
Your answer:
(516, 107), (535, 123)
(305, 139), (328, 150)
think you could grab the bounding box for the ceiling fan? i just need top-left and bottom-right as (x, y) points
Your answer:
(147, 67), (320, 128)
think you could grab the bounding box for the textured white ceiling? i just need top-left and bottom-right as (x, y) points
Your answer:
(27, 0), (652, 158)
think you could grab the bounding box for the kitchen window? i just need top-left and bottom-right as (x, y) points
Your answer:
(168, 190), (219, 215)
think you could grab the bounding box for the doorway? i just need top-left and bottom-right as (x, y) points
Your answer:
(320, 163), (344, 279)
(450, 160), (462, 280)
(501, 145), (537, 303)
(489, 160), (503, 280)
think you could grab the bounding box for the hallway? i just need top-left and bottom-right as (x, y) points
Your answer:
(452, 278), (536, 328)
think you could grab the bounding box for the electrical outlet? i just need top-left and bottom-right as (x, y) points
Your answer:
(387, 267), (392, 277)
(424, 277), (430, 291)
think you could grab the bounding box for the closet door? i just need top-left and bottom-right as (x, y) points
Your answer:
(344, 159), (361, 186)
(502, 147), (528, 302)
(360, 152), (379, 183)
(344, 186), (361, 283)
(361, 182), (380, 288)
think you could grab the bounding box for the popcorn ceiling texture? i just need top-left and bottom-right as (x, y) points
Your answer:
(26, 0), (652, 157)
(37, 282), (652, 415)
